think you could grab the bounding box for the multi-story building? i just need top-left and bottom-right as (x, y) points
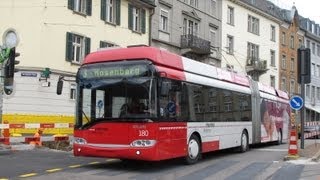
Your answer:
(299, 17), (320, 121)
(277, 6), (304, 97)
(221, 0), (280, 85)
(151, 0), (222, 66)
(0, 0), (155, 128)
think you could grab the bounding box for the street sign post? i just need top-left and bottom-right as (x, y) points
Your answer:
(289, 96), (304, 111)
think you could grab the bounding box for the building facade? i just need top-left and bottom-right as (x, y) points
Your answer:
(151, 0), (222, 66)
(299, 17), (320, 121)
(221, 0), (280, 86)
(0, 0), (154, 129)
(278, 6), (304, 96)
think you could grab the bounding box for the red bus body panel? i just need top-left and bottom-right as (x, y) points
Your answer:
(74, 122), (188, 161)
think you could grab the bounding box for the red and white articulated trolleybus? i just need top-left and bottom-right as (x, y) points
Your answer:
(70, 46), (290, 164)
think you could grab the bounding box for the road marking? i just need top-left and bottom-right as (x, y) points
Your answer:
(106, 159), (117, 162)
(69, 164), (82, 168)
(256, 148), (287, 152)
(88, 161), (100, 165)
(46, 168), (62, 173)
(19, 173), (38, 178)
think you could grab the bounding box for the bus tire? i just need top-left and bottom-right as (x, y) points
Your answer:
(239, 131), (249, 153)
(276, 130), (283, 145)
(185, 134), (201, 165)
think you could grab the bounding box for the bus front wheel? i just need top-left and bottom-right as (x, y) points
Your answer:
(185, 134), (201, 164)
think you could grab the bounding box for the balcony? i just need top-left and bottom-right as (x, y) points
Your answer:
(180, 34), (211, 55)
(139, 0), (156, 7)
(245, 58), (268, 73)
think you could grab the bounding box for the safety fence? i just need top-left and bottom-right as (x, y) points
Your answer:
(0, 122), (74, 146)
(302, 121), (320, 139)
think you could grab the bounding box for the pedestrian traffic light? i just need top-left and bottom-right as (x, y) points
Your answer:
(297, 47), (311, 84)
(4, 47), (20, 95)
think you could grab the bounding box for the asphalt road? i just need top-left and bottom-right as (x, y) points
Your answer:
(0, 141), (319, 180)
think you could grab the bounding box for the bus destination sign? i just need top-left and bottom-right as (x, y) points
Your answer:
(79, 64), (148, 79)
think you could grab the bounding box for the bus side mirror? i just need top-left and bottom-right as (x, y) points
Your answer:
(57, 76), (64, 95)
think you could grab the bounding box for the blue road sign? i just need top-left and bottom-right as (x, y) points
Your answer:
(290, 96), (303, 110)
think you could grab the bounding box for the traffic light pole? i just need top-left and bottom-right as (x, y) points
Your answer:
(300, 79), (305, 149)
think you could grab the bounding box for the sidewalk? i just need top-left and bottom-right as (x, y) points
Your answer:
(298, 139), (320, 161)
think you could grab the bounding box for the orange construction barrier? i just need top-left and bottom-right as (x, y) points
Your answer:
(2, 120), (10, 145)
(29, 128), (44, 146)
(288, 129), (298, 156)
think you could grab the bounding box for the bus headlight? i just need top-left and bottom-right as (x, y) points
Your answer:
(74, 137), (87, 145)
(131, 140), (156, 147)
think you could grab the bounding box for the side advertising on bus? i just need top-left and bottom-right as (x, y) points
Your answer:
(57, 46), (290, 164)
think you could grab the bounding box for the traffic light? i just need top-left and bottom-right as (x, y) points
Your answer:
(297, 47), (311, 84)
(4, 47), (20, 95)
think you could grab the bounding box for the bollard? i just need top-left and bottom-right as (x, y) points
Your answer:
(3, 120), (10, 145)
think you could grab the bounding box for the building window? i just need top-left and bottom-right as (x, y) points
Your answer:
(128, 4), (146, 33)
(281, 32), (286, 45)
(281, 54), (286, 69)
(183, 18), (199, 36)
(66, 32), (91, 64)
(68, 0), (92, 16)
(210, 0), (217, 16)
(70, 83), (76, 100)
(311, 63), (315, 76)
(290, 35), (294, 49)
(248, 15), (259, 35)
(312, 43), (316, 54)
(306, 40), (310, 48)
(306, 85), (310, 99)
(317, 65), (320, 77)
(227, 6), (234, 25)
(290, 58), (294, 71)
(299, 38), (303, 48)
(247, 42), (259, 64)
(290, 80), (295, 96)
(101, 0), (121, 25)
(227, 35), (234, 54)
(160, 9), (169, 32)
(317, 44), (320, 56)
(270, 50), (275, 66)
(312, 86), (315, 99)
(281, 77), (286, 91)
(271, 25), (275, 41)
(100, 41), (116, 48)
(270, 75), (275, 88)
(317, 87), (320, 100)
(189, 0), (198, 8)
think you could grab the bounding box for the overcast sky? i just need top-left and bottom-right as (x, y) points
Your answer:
(270, 0), (320, 23)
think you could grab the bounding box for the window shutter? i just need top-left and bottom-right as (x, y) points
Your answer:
(85, 37), (91, 56)
(101, 0), (106, 21)
(87, 0), (92, 16)
(141, 9), (146, 34)
(68, 0), (74, 10)
(128, 4), (133, 30)
(66, 32), (73, 62)
(116, 0), (121, 25)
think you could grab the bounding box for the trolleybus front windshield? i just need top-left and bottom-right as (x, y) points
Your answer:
(76, 60), (157, 128)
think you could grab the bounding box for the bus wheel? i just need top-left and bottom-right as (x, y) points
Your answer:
(276, 130), (283, 145)
(239, 131), (249, 153)
(185, 134), (201, 164)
